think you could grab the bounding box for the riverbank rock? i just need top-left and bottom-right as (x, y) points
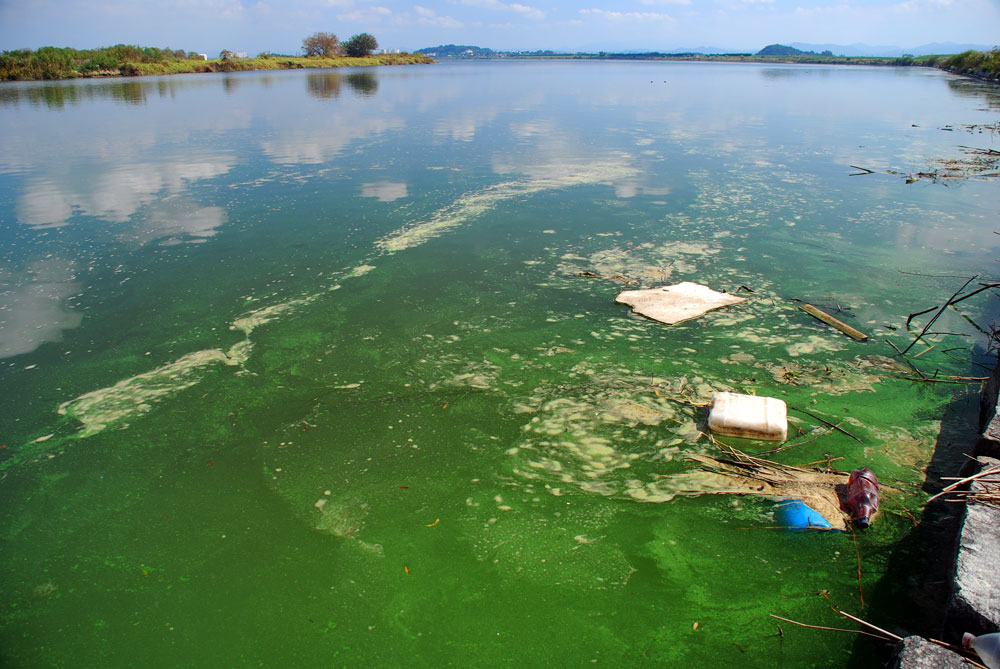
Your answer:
(948, 456), (1000, 635)
(614, 282), (746, 325)
(887, 636), (967, 669)
(977, 356), (1000, 459)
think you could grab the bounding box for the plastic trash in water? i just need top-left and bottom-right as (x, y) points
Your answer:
(707, 392), (788, 442)
(776, 500), (833, 530)
(964, 632), (1000, 669)
(844, 468), (879, 527)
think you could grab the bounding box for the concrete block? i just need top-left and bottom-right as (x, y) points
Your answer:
(978, 360), (1000, 459)
(949, 457), (1000, 636)
(887, 636), (967, 669)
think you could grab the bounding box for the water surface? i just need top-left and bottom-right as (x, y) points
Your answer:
(1, 61), (998, 666)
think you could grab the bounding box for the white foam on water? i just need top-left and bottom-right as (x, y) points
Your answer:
(57, 345), (249, 438)
(229, 296), (317, 336)
(376, 160), (639, 254)
(346, 264), (376, 278)
(50, 161), (647, 441)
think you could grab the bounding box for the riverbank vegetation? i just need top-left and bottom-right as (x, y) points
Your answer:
(420, 43), (1000, 82)
(916, 49), (1000, 81)
(0, 44), (432, 81)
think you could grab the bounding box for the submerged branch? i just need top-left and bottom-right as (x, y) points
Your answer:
(788, 406), (862, 442)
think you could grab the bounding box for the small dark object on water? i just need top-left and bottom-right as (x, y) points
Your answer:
(845, 468), (879, 527)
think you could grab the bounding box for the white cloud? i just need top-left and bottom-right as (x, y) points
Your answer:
(578, 8), (677, 21)
(414, 5), (464, 27)
(509, 3), (545, 19)
(338, 5), (392, 22)
(452, 0), (546, 19)
(892, 0), (956, 11)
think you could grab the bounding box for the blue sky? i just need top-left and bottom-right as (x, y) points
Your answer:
(1, 0), (997, 55)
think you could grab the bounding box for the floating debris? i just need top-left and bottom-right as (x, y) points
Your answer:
(670, 447), (849, 531)
(707, 392), (788, 442)
(799, 304), (868, 342)
(615, 282), (747, 325)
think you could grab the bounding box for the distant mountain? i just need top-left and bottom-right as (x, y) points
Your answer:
(670, 46), (736, 55)
(790, 41), (992, 57)
(790, 42), (901, 57)
(417, 41), (993, 60)
(907, 42), (994, 56)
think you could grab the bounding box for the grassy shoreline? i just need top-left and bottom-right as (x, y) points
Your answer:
(127, 53), (436, 76)
(3, 45), (996, 83)
(0, 50), (434, 82)
(453, 49), (1000, 82)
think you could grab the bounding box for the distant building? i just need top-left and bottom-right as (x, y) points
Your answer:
(236, 52), (247, 59)
(197, 54), (208, 60)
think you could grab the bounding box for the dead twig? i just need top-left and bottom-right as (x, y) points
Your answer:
(927, 463), (1000, 503)
(885, 339), (927, 380)
(788, 406), (862, 443)
(901, 276), (978, 354)
(833, 610), (902, 642)
(767, 614), (890, 641)
(848, 525), (865, 610)
(755, 426), (833, 456)
(883, 374), (983, 385)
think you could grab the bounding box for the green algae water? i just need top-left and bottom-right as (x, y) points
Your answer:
(1, 61), (998, 666)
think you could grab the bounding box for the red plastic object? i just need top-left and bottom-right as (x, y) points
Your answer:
(845, 468), (879, 527)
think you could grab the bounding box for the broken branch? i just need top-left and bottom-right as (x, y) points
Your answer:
(767, 614), (891, 641)
(799, 304), (868, 341)
(789, 406), (862, 442)
(901, 277), (977, 355)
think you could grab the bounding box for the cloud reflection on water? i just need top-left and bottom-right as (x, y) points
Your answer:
(360, 181), (408, 201)
(0, 258), (82, 359)
(16, 157), (235, 230)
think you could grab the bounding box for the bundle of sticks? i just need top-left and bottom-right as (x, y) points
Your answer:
(931, 463), (1000, 509)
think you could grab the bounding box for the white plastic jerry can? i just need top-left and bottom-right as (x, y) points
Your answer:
(707, 392), (788, 442)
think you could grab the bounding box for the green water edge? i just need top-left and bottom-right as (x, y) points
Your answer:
(1, 169), (991, 667)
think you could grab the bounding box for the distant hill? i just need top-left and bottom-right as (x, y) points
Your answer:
(790, 41), (992, 57)
(757, 44), (809, 56)
(416, 44), (495, 58)
(907, 42), (994, 56)
(415, 41), (994, 61)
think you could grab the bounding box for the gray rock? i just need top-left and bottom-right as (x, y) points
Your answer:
(978, 360), (1000, 459)
(949, 457), (1000, 635)
(887, 636), (967, 668)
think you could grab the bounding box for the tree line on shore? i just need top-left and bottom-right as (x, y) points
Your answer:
(914, 49), (1000, 80)
(1, 39), (996, 83)
(419, 43), (1000, 80)
(301, 32), (378, 58)
(0, 32), (427, 81)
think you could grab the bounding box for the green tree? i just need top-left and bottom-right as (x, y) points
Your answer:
(302, 32), (341, 57)
(343, 33), (378, 58)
